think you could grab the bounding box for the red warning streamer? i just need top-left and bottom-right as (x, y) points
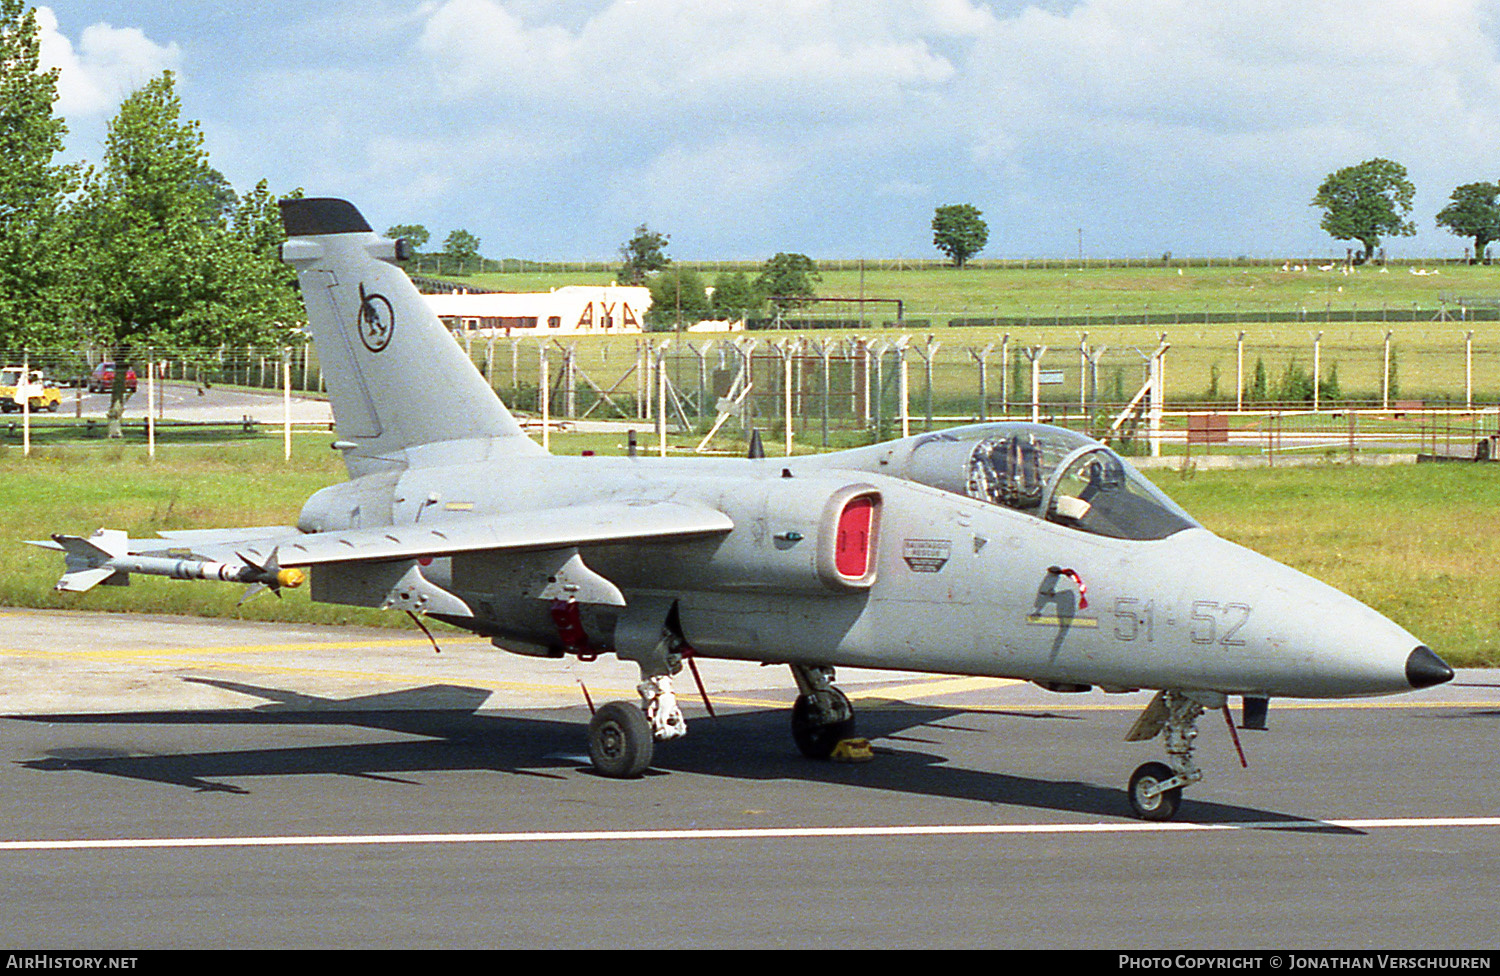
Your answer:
(1048, 566), (1088, 610)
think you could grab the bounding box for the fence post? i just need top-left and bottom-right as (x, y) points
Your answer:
(1024, 345), (1048, 424)
(659, 340), (670, 458)
(920, 335), (938, 432)
(1382, 330), (1392, 410)
(1465, 330), (1474, 409)
(819, 339), (833, 447)
(1149, 336), (1170, 457)
(1000, 334), (1010, 416)
(283, 346), (292, 462)
(970, 343), (994, 422)
(538, 341), (550, 453)
(1313, 330), (1323, 412)
(1236, 331), (1245, 412)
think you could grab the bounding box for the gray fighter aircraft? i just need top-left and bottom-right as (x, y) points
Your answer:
(33, 198), (1454, 820)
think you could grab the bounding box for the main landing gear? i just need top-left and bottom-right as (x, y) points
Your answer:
(587, 635), (689, 779)
(788, 664), (856, 759)
(1124, 689), (1217, 821)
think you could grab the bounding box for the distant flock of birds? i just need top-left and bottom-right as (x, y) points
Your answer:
(1277, 261), (1438, 275)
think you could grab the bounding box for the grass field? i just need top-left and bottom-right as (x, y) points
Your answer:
(424, 262), (1500, 407)
(450, 261), (1500, 320)
(4, 433), (1495, 667)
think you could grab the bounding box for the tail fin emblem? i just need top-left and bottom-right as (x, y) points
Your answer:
(356, 283), (395, 353)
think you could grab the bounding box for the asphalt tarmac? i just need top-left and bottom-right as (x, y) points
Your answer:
(0, 607), (1496, 949)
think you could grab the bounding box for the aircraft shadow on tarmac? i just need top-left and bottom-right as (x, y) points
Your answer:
(9, 678), (1351, 829)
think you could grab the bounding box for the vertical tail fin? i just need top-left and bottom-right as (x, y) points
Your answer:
(278, 198), (544, 476)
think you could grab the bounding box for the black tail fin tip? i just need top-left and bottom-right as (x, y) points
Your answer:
(279, 198), (373, 238)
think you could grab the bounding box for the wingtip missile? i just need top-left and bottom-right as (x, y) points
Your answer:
(39, 530), (306, 595)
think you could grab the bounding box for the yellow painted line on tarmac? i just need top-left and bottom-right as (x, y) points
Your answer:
(849, 676), (1022, 701)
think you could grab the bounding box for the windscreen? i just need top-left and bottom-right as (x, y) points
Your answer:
(951, 424), (1197, 541)
(1042, 447), (1197, 540)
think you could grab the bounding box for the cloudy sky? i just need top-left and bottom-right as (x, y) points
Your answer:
(36, 0), (1500, 261)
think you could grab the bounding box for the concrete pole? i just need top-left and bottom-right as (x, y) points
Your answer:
(539, 343), (550, 453)
(921, 335), (938, 432)
(1149, 336), (1170, 458)
(146, 348), (155, 459)
(1025, 345), (1048, 424)
(1079, 332), (1088, 413)
(660, 342), (669, 459)
(899, 340), (911, 440)
(783, 342), (794, 456)
(1382, 331), (1392, 410)
(22, 352), (31, 458)
(283, 348), (292, 462)
(1465, 331), (1474, 409)
(1236, 331), (1244, 412)
(1000, 334), (1010, 416)
(1313, 331), (1322, 412)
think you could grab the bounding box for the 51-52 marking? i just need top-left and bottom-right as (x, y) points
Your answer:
(1114, 597), (1252, 647)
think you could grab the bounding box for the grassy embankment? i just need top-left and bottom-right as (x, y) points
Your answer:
(3, 435), (1495, 667)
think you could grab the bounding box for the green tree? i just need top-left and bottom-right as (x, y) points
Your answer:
(384, 224), (431, 251)
(1319, 362), (1342, 403)
(1435, 181), (1500, 263)
(442, 229), (481, 272)
(195, 178), (305, 344)
(710, 271), (760, 321)
(645, 266), (711, 331)
(0, 0), (79, 347)
(1248, 357), (1268, 402)
(1276, 358), (1315, 403)
(756, 253), (819, 314)
(931, 203), (989, 268)
(76, 72), (296, 435)
(618, 224), (670, 285)
(1311, 158), (1416, 263)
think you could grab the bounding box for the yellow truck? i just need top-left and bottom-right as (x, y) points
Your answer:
(0, 366), (61, 413)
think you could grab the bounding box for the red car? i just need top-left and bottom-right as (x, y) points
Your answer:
(88, 362), (137, 393)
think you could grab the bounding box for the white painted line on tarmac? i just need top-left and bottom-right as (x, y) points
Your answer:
(3, 816), (1499, 851)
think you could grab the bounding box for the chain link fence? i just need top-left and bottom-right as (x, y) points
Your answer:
(5, 320), (1498, 460)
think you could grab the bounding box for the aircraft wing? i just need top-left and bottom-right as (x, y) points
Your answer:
(274, 500), (732, 567)
(33, 501), (732, 592)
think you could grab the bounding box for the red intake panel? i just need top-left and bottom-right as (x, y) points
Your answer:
(835, 495), (877, 579)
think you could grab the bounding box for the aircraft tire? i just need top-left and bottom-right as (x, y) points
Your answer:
(791, 692), (856, 760)
(1128, 761), (1182, 821)
(588, 701), (654, 778)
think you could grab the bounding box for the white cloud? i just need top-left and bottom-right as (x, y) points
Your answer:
(34, 6), (181, 118)
(415, 0), (968, 118)
(34, 0), (1500, 257)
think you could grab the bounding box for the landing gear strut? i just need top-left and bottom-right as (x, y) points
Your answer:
(788, 664), (856, 759)
(1124, 690), (1213, 821)
(588, 619), (689, 778)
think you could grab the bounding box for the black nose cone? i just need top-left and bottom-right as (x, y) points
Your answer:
(1406, 646), (1454, 689)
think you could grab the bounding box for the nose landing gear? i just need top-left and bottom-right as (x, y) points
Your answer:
(1125, 689), (1215, 821)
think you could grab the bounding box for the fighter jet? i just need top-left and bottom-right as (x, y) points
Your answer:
(32, 198), (1454, 820)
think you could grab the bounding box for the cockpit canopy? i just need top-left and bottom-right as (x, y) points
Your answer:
(904, 423), (1198, 541)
